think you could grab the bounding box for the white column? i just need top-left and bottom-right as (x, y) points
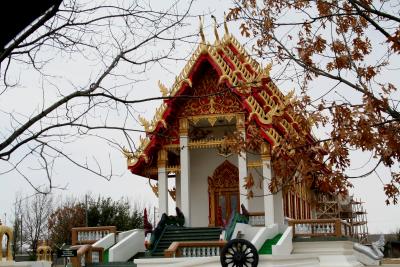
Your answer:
(273, 189), (284, 225)
(262, 145), (284, 226)
(158, 167), (168, 218)
(263, 157), (275, 226)
(175, 173), (181, 209)
(179, 118), (191, 226)
(238, 151), (248, 209)
(237, 114), (248, 210)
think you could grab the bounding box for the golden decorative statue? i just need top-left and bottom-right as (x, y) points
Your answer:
(37, 241), (52, 262)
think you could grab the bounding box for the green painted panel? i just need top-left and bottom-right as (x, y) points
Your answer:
(103, 249), (109, 263)
(259, 234), (283, 255)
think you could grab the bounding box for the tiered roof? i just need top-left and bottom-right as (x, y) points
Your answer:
(124, 22), (313, 178)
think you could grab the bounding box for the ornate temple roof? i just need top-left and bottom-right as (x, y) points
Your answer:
(124, 21), (314, 178)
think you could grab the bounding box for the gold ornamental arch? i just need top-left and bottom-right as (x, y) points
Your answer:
(208, 160), (239, 226)
(0, 220), (13, 261)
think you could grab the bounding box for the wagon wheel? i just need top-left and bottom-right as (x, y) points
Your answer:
(220, 239), (259, 267)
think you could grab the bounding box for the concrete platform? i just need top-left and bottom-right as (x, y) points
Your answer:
(0, 261), (51, 267)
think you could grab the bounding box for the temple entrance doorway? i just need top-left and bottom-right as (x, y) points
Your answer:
(208, 160), (240, 227)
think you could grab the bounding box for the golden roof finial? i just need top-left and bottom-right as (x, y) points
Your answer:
(122, 147), (132, 158)
(158, 80), (169, 97)
(284, 89), (295, 105)
(138, 115), (151, 132)
(212, 15), (220, 42)
(224, 13), (229, 35)
(199, 16), (205, 43)
(263, 62), (272, 76)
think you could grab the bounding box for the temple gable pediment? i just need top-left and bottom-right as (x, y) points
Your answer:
(125, 31), (312, 179)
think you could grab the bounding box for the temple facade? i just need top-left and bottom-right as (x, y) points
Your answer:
(105, 23), (377, 267)
(124, 27), (315, 229)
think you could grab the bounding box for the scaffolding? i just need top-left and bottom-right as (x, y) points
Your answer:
(350, 198), (369, 244)
(316, 194), (369, 244)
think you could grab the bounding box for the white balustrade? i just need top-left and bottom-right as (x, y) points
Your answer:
(290, 219), (357, 239)
(177, 246), (221, 257)
(77, 229), (112, 242)
(249, 215), (265, 226)
(294, 222), (337, 235)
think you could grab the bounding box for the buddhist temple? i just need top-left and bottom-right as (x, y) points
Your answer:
(115, 21), (378, 267)
(124, 19), (319, 228)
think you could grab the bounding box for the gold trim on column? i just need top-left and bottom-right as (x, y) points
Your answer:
(157, 149), (168, 168)
(261, 143), (271, 161)
(236, 113), (245, 131)
(179, 118), (189, 136)
(144, 166), (181, 177)
(164, 144), (180, 150)
(247, 160), (263, 168)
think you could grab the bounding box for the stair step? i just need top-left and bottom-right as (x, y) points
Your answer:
(151, 252), (164, 257)
(163, 233), (221, 237)
(157, 238), (220, 246)
(166, 227), (221, 230)
(164, 230), (221, 235)
(88, 263), (137, 267)
(151, 227), (223, 257)
(164, 231), (221, 235)
(160, 235), (220, 240)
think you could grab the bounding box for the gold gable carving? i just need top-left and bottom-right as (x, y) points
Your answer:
(180, 68), (242, 117)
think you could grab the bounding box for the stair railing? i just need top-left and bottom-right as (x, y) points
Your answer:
(164, 241), (227, 258)
(149, 225), (169, 255)
(225, 212), (249, 240)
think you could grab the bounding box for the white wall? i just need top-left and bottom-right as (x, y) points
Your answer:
(246, 151), (264, 213)
(189, 148), (237, 227)
(247, 166), (265, 212)
(272, 226), (293, 255)
(232, 223), (262, 241)
(251, 224), (279, 251)
(109, 229), (144, 262)
(117, 230), (135, 242)
(92, 233), (115, 250)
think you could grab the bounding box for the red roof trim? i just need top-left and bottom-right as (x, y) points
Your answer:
(260, 129), (275, 146)
(254, 92), (266, 107)
(218, 50), (236, 71)
(275, 122), (287, 136)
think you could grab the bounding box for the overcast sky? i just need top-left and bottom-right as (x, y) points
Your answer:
(0, 0), (399, 235)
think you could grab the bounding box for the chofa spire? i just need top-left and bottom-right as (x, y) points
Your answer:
(199, 16), (205, 43)
(212, 15), (220, 42)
